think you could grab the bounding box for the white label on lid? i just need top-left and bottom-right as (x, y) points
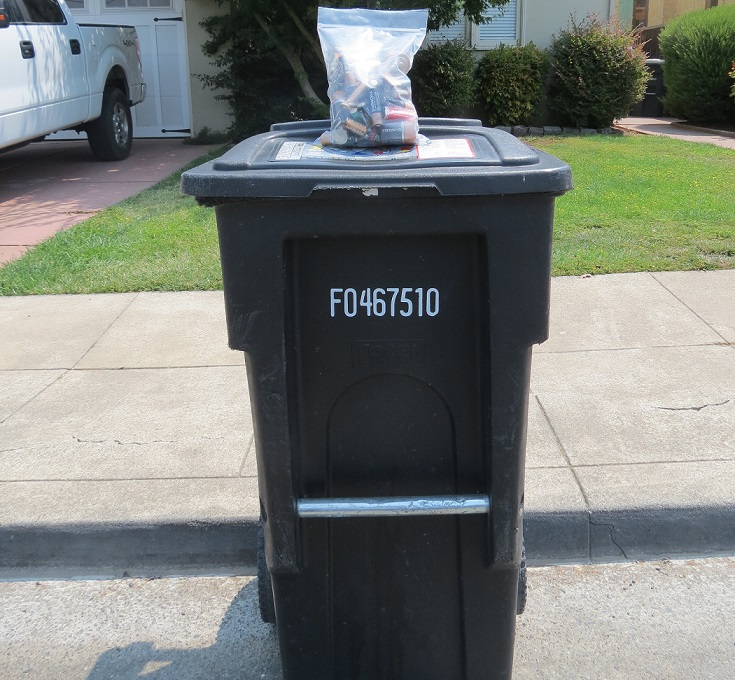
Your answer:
(275, 141), (306, 161)
(416, 138), (475, 160)
(274, 140), (418, 162)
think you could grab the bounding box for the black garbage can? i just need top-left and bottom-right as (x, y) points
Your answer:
(630, 58), (666, 117)
(182, 119), (572, 680)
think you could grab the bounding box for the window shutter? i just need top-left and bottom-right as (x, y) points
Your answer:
(427, 1), (519, 49)
(473, 0), (518, 48)
(428, 19), (467, 44)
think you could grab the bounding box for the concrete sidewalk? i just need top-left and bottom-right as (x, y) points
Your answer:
(1, 271), (733, 576)
(616, 116), (735, 151)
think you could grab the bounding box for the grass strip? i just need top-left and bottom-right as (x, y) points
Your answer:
(0, 134), (733, 295)
(0, 149), (224, 296)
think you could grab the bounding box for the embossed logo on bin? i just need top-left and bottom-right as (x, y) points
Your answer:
(352, 340), (427, 367)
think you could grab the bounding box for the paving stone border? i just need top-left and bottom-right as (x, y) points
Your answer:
(495, 125), (623, 137)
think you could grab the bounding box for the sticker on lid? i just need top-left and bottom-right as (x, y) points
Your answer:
(274, 140), (418, 162)
(275, 141), (307, 161)
(274, 138), (474, 162)
(416, 138), (475, 160)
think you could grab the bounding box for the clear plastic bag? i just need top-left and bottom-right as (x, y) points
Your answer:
(317, 7), (428, 147)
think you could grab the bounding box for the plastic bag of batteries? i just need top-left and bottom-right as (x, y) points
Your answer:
(317, 7), (428, 147)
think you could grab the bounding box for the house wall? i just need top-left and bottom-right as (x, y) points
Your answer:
(649, 0), (706, 25)
(185, 0), (232, 136)
(522, 0), (612, 48)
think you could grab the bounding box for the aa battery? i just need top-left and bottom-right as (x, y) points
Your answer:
(377, 121), (418, 145)
(384, 103), (416, 121)
(361, 88), (383, 127)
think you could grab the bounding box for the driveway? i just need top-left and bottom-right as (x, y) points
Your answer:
(0, 139), (215, 264)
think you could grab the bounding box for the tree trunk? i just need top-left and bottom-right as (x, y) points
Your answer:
(251, 10), (327, 111)
(281, 1), (325, 67)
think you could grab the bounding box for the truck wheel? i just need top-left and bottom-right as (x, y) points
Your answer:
(86, 87), (133, 161)
(257, 520), (276, 624)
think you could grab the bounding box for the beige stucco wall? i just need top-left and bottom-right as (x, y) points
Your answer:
(649, 0), (735, 25)
(649, 0), (703, 25)
(635, 0), (735, 27)
(522, 0), (613, 48)
(184, 0), (232, 136)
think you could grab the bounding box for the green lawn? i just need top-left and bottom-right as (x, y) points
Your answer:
(0, 134), (733, 295)
(533, 135), (735, 276)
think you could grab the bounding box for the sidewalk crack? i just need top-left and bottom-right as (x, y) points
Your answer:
(656, 399), (730, 412)
(73, 437), (175, 446)
(589, 517), (629, 560)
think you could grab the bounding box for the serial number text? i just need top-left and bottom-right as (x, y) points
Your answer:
(330, 287), (440, 318)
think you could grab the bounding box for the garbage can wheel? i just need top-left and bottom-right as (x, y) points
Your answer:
(517, 543), (528, 616)
(257, 520), (276, 624)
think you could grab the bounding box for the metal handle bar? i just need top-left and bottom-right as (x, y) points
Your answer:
(297, 494), (490, 518)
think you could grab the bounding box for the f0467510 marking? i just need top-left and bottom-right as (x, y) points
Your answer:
(330, 287), (439, 318)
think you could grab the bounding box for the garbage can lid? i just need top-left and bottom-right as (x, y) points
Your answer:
(181, 119), (572, 200)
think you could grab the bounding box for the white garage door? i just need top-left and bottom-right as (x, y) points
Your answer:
(67, 0), (191, 138)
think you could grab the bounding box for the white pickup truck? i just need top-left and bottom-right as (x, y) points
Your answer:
(0, 0), (145, 160)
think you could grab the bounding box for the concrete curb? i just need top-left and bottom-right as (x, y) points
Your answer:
(526, 506), (735, 565)
(0, 521), (258, 578)
(3, 506), (734, 578)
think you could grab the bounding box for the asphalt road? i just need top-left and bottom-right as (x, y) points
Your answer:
(1, 558), (733, 679)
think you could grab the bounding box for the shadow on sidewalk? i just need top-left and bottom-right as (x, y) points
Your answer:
(85, 580), (282, 680)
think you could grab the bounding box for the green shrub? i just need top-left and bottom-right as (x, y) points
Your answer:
(475, 43), (549, 126)
(659, 5), (735, 123)
(730, 63), (735, 101)
(411, 40), (476, 118)
(548, 16), (648, 129)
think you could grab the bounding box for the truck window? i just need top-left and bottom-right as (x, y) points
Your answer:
(5, 0), (66, 24)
